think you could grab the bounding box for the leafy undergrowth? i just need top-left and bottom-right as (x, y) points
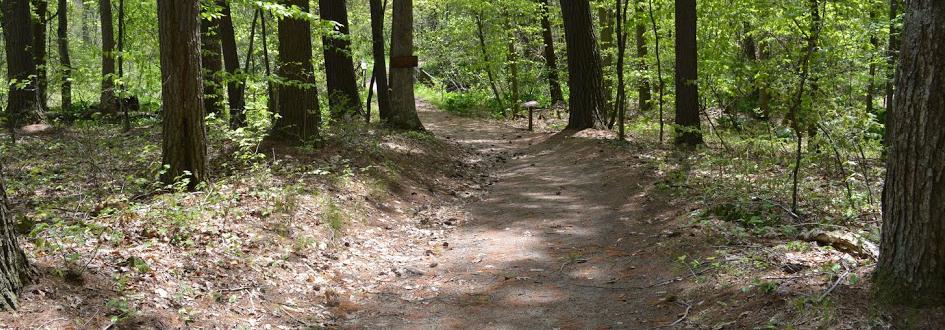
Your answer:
(0, 118), (495, 328)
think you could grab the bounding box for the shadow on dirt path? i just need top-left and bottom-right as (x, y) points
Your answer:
(344, 101), (701, 329)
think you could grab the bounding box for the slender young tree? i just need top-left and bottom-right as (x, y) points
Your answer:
(58, 0), (73, 112)
(506, 26), (521, 116)
(866, 11), (879, 117)
(31, 0), (49, 112)
(99, 0), (117, 114)
(883, 0), (902, 119)
(157, 0), (209, 190)
(634, 0), (651, 112)
(615, 0), (629, 139)
(0, 163), (32, 310)
(648, 0), (666, 142)
(218, 0), (243, 126)
(673, 0), (702, 145)
(874, 0), (945, 306)
(388, 0), (424, 130)
(320, 0), (363, 120)
(200, 1), (225, 115)
(560, 0), (606, 130)
(2, 0), (40, 140)
(538, 0), (564, 106)
(369, 0), (392, 121)
(273, 0), (320, 141)
(599, 6), (615, 125)
(118, 0), (130, 131)
(475, 14), (504, 111)
(261, 9), (277, 115)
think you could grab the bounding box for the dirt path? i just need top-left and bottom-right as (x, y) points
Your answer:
(344, 103), (696, 329)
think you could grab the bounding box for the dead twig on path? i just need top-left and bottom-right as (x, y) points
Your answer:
(667, 301), (692, 327)
(817, 269), (849, 302)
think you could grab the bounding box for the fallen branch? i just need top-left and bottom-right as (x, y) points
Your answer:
(801, 229), (878, 259)
(668, 301), (692, 327)
(817, 270), (849, 302)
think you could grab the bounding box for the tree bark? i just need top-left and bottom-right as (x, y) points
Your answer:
(2, 0), (40, 140)
(0, 163), (32, 310)
(58, 0), (72, 112)
(874, 0), (945, 306)
(157, 0), (209, 190)
(218, 0), (244, 127)
(200, 6), (224, 116)
(320, 0), (363, 120)
(560, 0), (606, 130)
(31, 0), (49, 112)
(388, 0), (424, 130)
(273, 0), (320, 141)
(369, 0), (392, 121)
(98, 0), (117, 114)
(634, 0), (651, 113)
(673, 0), (702, 146)
(539, 0), (564, 106)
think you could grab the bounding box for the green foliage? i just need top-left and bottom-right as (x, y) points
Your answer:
(324, 202), (345, 235)
(745, 278), (780, 295)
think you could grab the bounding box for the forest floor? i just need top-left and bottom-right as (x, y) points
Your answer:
(1, 100), (942, 329)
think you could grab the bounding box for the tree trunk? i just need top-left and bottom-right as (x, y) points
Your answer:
(369, 0), (392, 121)
(200, 7), (224, 116)
(475, 14), (504, 113)
(117, 0), (128, 131)
(867, 11), (879, 117)
(31, 0), (49, 112)
(260, 9), (277, 118)
(157, 0), (209, 190)
(79, 0), (92, 43)
(560, 0), (606, 130)
(2, 0), (40, 140)
(539, 0), (564, 106)
(0, 164), (32, 310)
(506, 28), (520, 117)
(883, 0), (901, 125)
(615, 0), (629, 139)
(58, 0), (72, 112)
(673, 0), (702, 146)
(739, 23), (758, 119)
(388, 0), (424, 130)
(320, 0), (363, 120)
(273, 0), (320, 141)
(598, 6), (615, 125)
(647, 0), (665, 142)
(758, 40), (770, 119)
(98, 0), (117, 114)
(787, 0), (822, 213)
(874, 0), (945, 306)
(634, 0), (651, 113)
(218, 0), (244, 127)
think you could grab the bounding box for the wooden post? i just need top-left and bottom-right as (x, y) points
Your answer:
(523, 100), (539, 131)
(529, 108), (534, 131)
